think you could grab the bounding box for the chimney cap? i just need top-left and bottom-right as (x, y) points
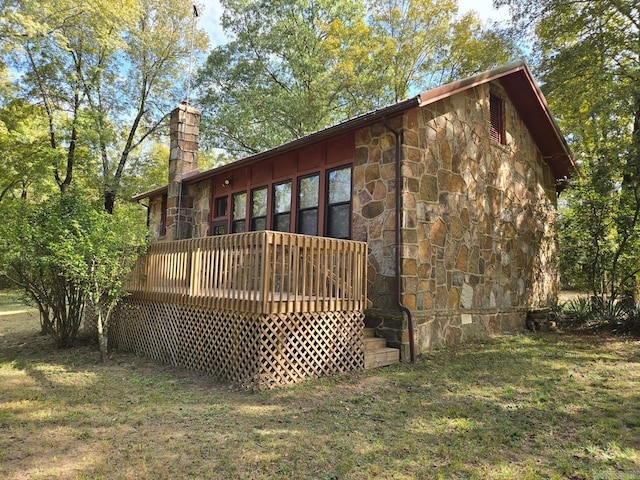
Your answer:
(174, 101), (201, 115)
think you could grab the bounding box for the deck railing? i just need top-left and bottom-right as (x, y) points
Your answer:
(125, 231), (368, 314)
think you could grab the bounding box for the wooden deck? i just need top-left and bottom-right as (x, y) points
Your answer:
(125, 231), (368, 314)
(113, 231), (369, 389)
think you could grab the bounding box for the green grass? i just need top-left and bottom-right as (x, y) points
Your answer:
(1, 302), (639, 479)
(0, 289), (31, 311)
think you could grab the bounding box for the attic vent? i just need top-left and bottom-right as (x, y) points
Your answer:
(490, 94), (505, 144)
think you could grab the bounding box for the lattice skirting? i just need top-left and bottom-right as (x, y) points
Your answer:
(109, 299), (365, 389)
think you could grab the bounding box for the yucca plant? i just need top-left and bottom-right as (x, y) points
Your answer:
(617, 303), (640, 336)
(561, 297), (593, 326)
(593, 299), (627, 329)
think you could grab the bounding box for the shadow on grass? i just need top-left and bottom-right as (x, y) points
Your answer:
(1, 325), (639, 479)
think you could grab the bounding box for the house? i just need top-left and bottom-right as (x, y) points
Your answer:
(113, 60), (575, 388)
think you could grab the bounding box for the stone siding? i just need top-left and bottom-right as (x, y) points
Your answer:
(148, 195), (165, 241)
(166, 104), (200, 241)
(353, 82), (558, 357)
(188, 181), (211, 238)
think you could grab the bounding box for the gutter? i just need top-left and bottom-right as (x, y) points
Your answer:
(382, 118), (416, 364)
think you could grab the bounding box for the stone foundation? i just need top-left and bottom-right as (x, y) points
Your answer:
(365, 307), (526, 360)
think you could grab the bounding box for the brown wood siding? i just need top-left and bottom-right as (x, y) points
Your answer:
(209, 133), (355, 236)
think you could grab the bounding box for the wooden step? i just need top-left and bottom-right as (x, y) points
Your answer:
(363, 328), (399, 369)
(365, 347), (400, 369)
(363, 327), (376, 338)
(363, 336), (387, 351)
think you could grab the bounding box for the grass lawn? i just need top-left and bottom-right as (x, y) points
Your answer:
(1, 290), (639, 479)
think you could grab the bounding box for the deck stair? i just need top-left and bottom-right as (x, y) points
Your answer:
(363, 328), (400, 369)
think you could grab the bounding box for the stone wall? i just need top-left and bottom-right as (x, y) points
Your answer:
(353, 82), (559, 358)
(188, 181), (211, 238)
(166, 104), (200, 241)
(148, 195), (165, 241)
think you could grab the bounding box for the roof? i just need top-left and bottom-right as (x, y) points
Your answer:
(415, 60), (575, 183)
(132, 60), (575, 201)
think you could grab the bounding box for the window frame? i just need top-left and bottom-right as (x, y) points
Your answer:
(296, 173), (320, 236)
(325, 165), (352, 239)
(250, 186), (268, 231)
(231, 191), (248, 233)
(272, 180), (292, 233)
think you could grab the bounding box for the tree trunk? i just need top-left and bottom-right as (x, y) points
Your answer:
(96, 310), (108, 362)
(104, 190), (115, 215)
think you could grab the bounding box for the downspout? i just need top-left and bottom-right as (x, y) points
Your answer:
(382, 118), (415, 363)
(138, 201), (150, 228)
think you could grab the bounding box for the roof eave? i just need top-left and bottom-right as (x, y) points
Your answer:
(417, 60), (577, 184)
(129, 96), (420, 201)
(131, 185), (168, 202)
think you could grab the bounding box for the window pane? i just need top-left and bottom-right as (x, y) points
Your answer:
(273, 213), (290, 232)
(251, 217), (267, 231)
(232, 192), (246, 220)
(298, 175), (319, 209)
(232, 220), (246, 233)
(273, 182), (291, 214)
(327, 204), (350, 239)
(328, 167), (351, 204)
(215, 197), (228, 217)
(212, 220), (227, 236)
(298, 210), (318, 236)
(251, 187), (267, 217)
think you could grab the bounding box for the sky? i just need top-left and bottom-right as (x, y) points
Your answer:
(196, 0), (512, 49)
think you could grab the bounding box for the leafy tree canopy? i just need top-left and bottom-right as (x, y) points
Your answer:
(497, 0), (640, 298)
(0, 193), (148, 350)
(0, 0), (209, 212)
(196, 0), (519, 156)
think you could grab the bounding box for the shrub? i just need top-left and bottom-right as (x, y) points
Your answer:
(0, 194), (147, 351)
(560, 297), (593, 326)
(617, 303), (640, 336)
(593, 299), (627, 330)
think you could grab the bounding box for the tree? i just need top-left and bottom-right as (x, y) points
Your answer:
(1, 0), (208, 212)
(0, 100), (56, 203)
(196, 0), (519, 156)
(497, 0), (640, 299)
(197, 0), (370, 156)
(0, 194), (147, 354)
(63, 201), (148, 361)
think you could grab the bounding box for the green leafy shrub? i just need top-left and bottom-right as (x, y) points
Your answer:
(0, 193), (147, 350)
(560, 297), (593, 326)
(593, 299), (627, 329)
(616, 303), (640, 336)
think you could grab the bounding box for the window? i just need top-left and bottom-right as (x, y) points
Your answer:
(212, 196), (228, 236)
(272, 181), (292, 232)
(232, 192), (247, 233)
(490, 94), (505, 145)
(297, 174), (319, 236)
(326, 166), (352, 239)
(250, 187), (268, 231)
(215, 196), (228, 217)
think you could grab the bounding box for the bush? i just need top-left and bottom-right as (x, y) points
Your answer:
(560, 297), (593, 326)
(0, 193), (147, 350)
(615, 303), (640, 336)
(593, 299), (627, 329)
(557, 295), (640, 337)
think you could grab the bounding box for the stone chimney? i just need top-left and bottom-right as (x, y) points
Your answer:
(166, 102), (201, 241)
